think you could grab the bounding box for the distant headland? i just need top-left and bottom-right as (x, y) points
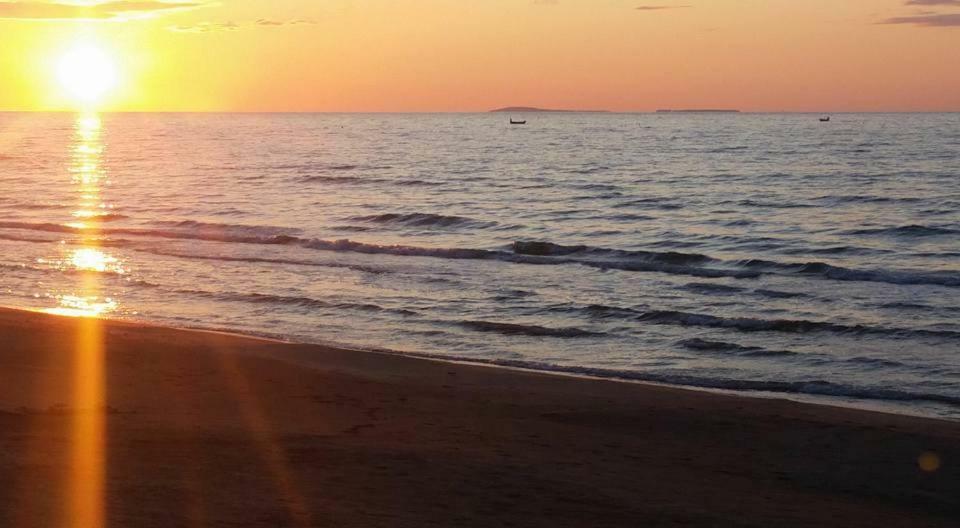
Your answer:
(656, 109), (740, 113)
(490, 106), (609, 113)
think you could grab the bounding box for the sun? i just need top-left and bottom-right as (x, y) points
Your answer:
(56, 45), (118, 105)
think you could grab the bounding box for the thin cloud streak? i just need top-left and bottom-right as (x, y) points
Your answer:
(168, 20), (238, 33)
(255, 18), (315, 27)
(881, 13), (960, 26)
(169, 18), (316, 33)
(635, 5), (691, 10)
(0, 0), (206, 21)
(904, 0), (960, 6)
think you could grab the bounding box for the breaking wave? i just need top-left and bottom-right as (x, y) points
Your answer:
(843, 224), (960, 237)
(383, 351), (960, 407)
(457, 320), (604, 338)
(349, 212), (496, 229)
(1, 220), (956, 287)
(639, 310), (960, 340)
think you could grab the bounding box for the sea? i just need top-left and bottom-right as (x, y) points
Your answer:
(0, 112), (958, 418)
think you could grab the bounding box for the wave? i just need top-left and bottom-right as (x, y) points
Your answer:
(509, 242), (957, 286)
(574, 183), (619, 191)
(291, 239), (757, 279)
(508, 241), (759, 279)
(0, 232), (56, 243)
(147, 219), (301, 236)
(737, 199), (816, 209)
(299, 174), (368, 184)
(610, 213), (656, 221)
(490, 289), (537, 301)
(385, 351), (960, 407)
(279, 162), (391, 173)
(176, 288), (418, 316)
(510, 241), (715, 266)
(120, 246), (395, 275)
(81, 213), (129, 222)
(0, 221), (78, 234)
(1, 220), (955, 287)
(679, 338), (796, 357)
(327, 224), (375, 232)
(638, 310), (960, 340)
(681, 282), (745, 295)
(679, 339), (912, 368)
(876, 301), (960, 314)
(316, 164), (360, 171)
(709, 145), (749, 153)
(779, 245), (866, 256)
(739, 258), (960, 287)
(613, 197), (684, 210)
(574, 303), (880, 334)
(511, 241), (596, 257)
(818, 195), (924, 205)
(753, 289), (811, 299)
(8, 203), (73, 211)
(843, 225), (960, 237)
(349, 213), (495, 229)
(457, 320), (603, 338)
(577, 304), (647, 320)
(501, 302), (960, 343)
(566, 165), (610, 175)
(394, 179), (444, 186)
(294, 163), (400, 184)
(845, 356), (910, 369)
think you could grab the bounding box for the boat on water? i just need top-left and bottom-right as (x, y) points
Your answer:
(820, 116), (831, 122)
(510, 119), (527, 125)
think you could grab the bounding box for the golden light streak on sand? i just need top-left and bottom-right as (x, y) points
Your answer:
(68, 307), (106, 528)
(63, 113), (109, 528)
(214, 347), (314, 527)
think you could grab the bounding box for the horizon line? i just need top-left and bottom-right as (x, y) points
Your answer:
(2, 110), (959, 114)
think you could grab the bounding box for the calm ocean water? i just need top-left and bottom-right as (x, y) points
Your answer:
(1, 112), (958, 417)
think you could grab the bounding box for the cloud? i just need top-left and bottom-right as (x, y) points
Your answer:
(635, 4), (691, 10)
(881, 13), (960, 26)
(255, 18), (315, 27)
(168, 20), (238, 33)
(904, 0), (960, 6)
(169, 18), (316, 33)
(0, 1), (205, 21)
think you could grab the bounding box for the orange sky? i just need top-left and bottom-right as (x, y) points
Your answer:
(0, 0), (958, 112)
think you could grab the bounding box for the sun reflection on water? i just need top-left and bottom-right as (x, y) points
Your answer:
(40, 113), (123, 319)
(37, 248), (125, 276)
(44, 295), (118, 318)
(70, 248), (123, 274)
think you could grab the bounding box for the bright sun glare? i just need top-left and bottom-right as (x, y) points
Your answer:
(56, 45), (117, 105)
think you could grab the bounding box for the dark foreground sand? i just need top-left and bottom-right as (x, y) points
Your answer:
(0, 307), (958, 527)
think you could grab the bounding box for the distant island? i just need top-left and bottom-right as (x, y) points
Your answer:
(492, 107), (741, 114)
(656, 109), (740, 113)
(490, 106), (609, 113)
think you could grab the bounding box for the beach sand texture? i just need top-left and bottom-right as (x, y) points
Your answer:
(0, 307), (958, 527)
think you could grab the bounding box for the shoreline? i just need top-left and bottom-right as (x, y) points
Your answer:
(9, 305), (957, 423)
(1, 306), (959, 526)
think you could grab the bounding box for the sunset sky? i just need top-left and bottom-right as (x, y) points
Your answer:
(1, 0), (958, 112)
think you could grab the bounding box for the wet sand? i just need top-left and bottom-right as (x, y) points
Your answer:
(0, 306), (957, 527)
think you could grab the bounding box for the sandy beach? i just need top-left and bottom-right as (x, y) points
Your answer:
(0, 306), (958, 527)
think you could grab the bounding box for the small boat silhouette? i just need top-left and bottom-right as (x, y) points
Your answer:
(820, 116), (831, 122)
(510, 119), (527, 125)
